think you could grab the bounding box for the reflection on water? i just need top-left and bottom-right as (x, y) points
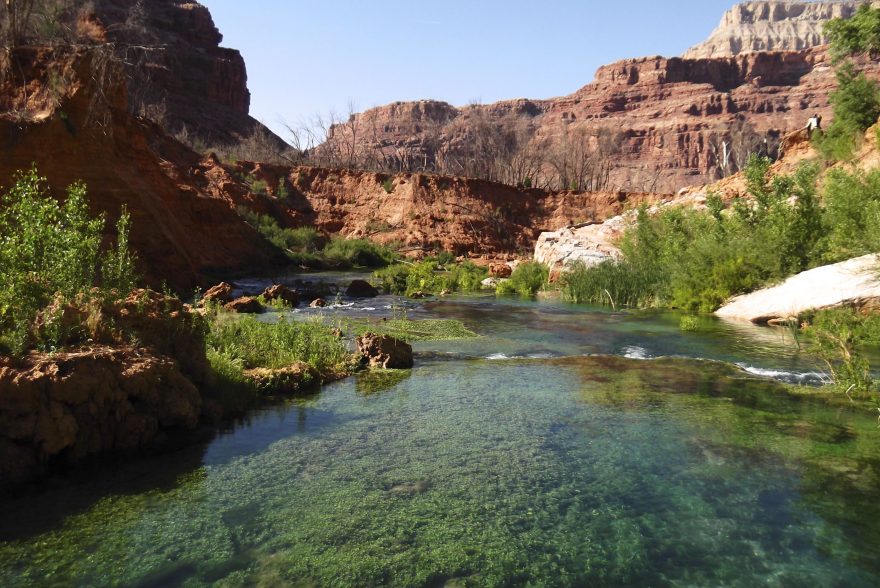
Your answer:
(1, 284), (878, 587)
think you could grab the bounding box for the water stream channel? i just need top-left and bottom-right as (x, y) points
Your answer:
(1, 274), (879, 586)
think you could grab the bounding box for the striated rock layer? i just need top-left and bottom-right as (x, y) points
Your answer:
(684, 1), (861, 59)
(231, 162), (665, 256)
(336, 46), (880, 194)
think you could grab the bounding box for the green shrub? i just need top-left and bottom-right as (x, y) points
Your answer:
(374, 260), (487, 296)
(815, 63), (880, 160)
(496, 262), (549, 297)
(444, 261), (487, 292)
(0, 168), (139, 355)
(825, 4), (880, 61)
(238, 208), (394, 269)
(820, 167), (880, 262)
(382, 178), (394, 194)
(563, 157), (828, 312)
(374, 264), (411, 294)
(322, 237), (397, 268)
(277, 178), (290, 201)
(804, 308), (880, 398)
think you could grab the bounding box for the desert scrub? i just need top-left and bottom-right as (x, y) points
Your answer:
(0, 168), (139, 355)
(496, 262), (549, 297)
(374, 260), (487, 296)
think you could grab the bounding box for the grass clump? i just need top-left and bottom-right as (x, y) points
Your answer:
(336, 318), (478, 342)
(238, 208), (397, 269)
(0, 168), (139, 355)
(496, 261), (549, 297)
(374, 259), (487, 297)
(207, 313), (351, 375)
(560, 259), (658, 307)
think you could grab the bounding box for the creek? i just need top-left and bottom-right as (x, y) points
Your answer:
(1, 274), (878, 587)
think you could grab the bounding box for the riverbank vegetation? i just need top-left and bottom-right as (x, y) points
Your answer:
(374, 256), (487, 296)
(562, 158), (880, 313)
(0, 168), (138, 356)
(238, 208), (398, 269)
(816, 5), (880, 161)
(496, 261), (550, 297)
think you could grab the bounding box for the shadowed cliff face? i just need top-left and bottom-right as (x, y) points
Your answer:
(0, 47), (287, 292)
(85, 0), (284, 148)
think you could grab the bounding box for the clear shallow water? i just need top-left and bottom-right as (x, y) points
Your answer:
(1, 283), (880, 587)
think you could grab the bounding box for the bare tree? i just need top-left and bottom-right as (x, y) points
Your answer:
(2, 0), (37, 48)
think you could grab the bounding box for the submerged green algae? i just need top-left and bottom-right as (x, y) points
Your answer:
(0, 355), (879, 587)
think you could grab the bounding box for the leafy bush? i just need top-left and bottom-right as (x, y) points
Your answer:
(322, 237), (397, 268)
(382, 178), (394, 194)
(815, 63), (880, 160)
(0, 168), (139, 355)
(562, 157), (830, 312)
(374, 264), (411, 294)
(824, 4), (880, 61)
(804, 308), (880, 397)
(820, 167), (880, 262)
(374, 260), (487, 296)
(238, 208), (396, 269)
(497, 262), (549, 297)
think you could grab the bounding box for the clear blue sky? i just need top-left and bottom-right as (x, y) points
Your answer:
(202, 1), (742, 139)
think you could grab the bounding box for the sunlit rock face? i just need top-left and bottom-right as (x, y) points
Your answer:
(684, 1), (860, 59)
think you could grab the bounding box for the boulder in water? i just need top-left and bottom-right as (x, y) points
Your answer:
(716, 254), (880, 323)
(262, 284), (299, 307)
(346, 279), (379, 298)
(357, 333), (413, 369)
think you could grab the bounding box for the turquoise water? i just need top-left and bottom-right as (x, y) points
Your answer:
(1, 289), (879, 587)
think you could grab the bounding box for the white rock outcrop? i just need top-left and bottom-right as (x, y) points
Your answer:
(715, 254), (880, 323)
(684, 1), (861, 59)
(534, 218), (627, 277)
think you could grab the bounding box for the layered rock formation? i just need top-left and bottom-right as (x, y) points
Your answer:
(232, 162), (663, 255)
(326, 5), (880, 194)
(684, 1), (860, 59)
